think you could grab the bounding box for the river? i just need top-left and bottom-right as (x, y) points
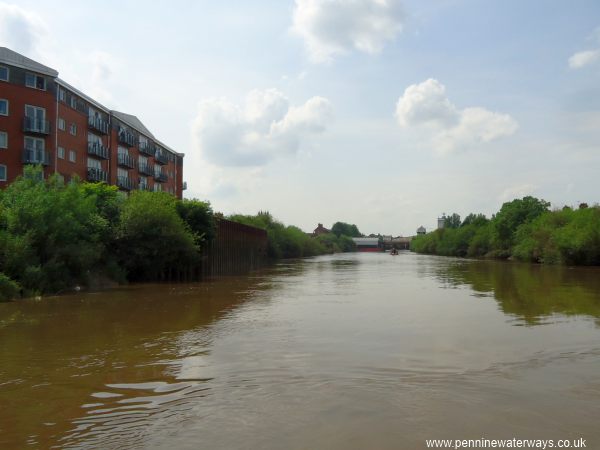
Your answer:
(1, 252), (599, 449)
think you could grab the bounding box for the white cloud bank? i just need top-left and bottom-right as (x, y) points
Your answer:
(395, 79), (518, 153)
(0, 2), (46, 56)
(192, 88), (333, 167)
(291, 0), (404, 63)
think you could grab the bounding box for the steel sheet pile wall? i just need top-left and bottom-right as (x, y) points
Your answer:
(201, 218), (268, 277)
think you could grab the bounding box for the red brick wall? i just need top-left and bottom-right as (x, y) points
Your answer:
(0, 82), (55, 186)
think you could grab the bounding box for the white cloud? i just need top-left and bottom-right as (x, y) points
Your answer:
(192, 88), (333, 167)
(0, 3), (47, 56)
(568, 27), (600, 69)
(568, 49), (600, 69)
(395, 78), (518, 154)
(291, 0), (404, 63)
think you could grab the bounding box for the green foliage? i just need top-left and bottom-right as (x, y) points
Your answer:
(228, 212), (355, 259)
(0, 166), (110, 295)
(491, 196), (550, 252)
(0, 272), (21, 301)
(0, 167), (213, 296)
(176, 198), (216, 247)
(116, 191), (199, 280)
(331, 222), (362, 238)
(411, 196), (600, 266)
(444, 213), (461, 229)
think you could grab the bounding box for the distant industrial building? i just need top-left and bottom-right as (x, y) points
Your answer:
(352, 237), (381, 252)
(417, 226), (426, 235)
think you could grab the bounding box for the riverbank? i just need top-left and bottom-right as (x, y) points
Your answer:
(410, 197), (600, 265)
(0, 168), (357, 301)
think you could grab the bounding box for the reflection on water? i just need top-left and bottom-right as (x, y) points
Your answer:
(433, 259), (600, 325)
(1, 253), (599, 449)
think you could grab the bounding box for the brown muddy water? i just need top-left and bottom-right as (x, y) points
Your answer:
(1, 253), (600, 449)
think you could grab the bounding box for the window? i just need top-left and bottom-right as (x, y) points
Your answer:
(138, 155), (148, 166)
(25, 73), (46, 90)
(117, 168), (128, 179)
(58, 118), (66, 130)
(70, 123), (77, 136)
(0, 165), (6, 181)
(70, 96), (77, 109)
(118, 146), (129, 156)
(69, 150), (76, 163)
(0, 99), (8, 116)
(58, 88), (66, 102)
(87, 158), (101, 169)
(0, 131), (7, 149)
(25, 136), (45, 151)
(24, 136), (45, 163)
(153, 183), (162, 192)
(0, 66), (8, 82)
(139, 175), (148, 189)
(58, 146), (65, 159)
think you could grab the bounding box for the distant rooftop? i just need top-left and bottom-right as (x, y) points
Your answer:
(0, 47), (58, 77)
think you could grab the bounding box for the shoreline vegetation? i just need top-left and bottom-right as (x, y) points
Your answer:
(0, 167), (359, 301)
(410, 196), (600, 266)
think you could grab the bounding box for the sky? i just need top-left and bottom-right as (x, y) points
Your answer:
(1, 0), (599, 235)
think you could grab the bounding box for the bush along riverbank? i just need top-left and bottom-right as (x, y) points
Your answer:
(0, 167), (214, 301)
(227, 212), (357, 259)
(0, 168), (358, 301)
(410, 196), (600, 265)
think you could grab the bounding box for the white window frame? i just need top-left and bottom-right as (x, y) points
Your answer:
(24, 136), (45, 151)
(70, 123), (77, 136)
(0, 131), (7, 149)
(25, 72), (46, 90)
(0, 164), (6, 181)
(0, 65), (8, 82)
(117, 167), (129, 179)
(58, 146), (65, 159)
(58, 88), (66, 102)
(58, 118), (66, 131)
(69, 150), (76, 163)
(0, 99), (8, 116)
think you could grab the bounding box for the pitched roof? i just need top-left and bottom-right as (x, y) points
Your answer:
(111, 110), (155, 139)
(0, 47), (58, 77)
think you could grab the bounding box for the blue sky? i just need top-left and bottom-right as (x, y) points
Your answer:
(2, 0), (599, 235)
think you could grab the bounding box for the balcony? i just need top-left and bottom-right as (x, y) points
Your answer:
(116, 176), (136, 191)
(117, 153), (136, 169)
(23, 117), (50, 135)
(87, 142), (109, 159)
(88, 116), (109, 135)
(22, 148), (51, 165)
(154, 151), (169, 165)
(139, 182), (152, 191)
(139, 141), (155, 157)
(154, 171), (168, 183)
(139, 163), (154, 176)
(118, 131), (136, 147)
(87, 167), (108, 183)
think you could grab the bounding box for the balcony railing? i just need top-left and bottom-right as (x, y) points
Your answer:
(87, 167), (108, 183)
(154, 151), (169, 165)
(117, 153), (136, 169)
(154, 171), (168, 183)
(23, 117), (51, 135)
(139, 182), (152, 191)
(88, 116), (110, 135)
(22, 148), (51, 165)
(116, 176), (136, 191)
(118, 131), (136, 147)
(138, 163), (154, 176)
(87, 142), (109, 159)
(139, 141), (155, 156)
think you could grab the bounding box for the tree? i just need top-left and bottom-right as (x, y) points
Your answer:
(176, 198), (215, 247)
(331, 222), (362, 238)
(461, 213), (488, 227)
(116, 191), (199, 280)
(492, 196), (550, 252)
(444, 213), (461, 229)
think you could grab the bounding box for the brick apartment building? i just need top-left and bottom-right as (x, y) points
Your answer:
(0, 47), (185, 198)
